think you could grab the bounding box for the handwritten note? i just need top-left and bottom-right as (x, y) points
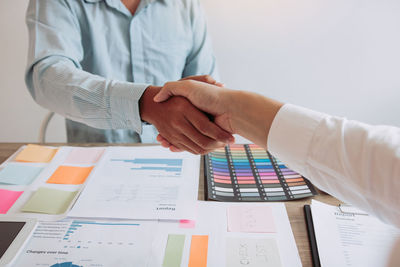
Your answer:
(47, 166), (94, 185)
(15, 144), (57, 163)
(227, 206), (276, 233)
(0, 164), (43, 185)
(226, 238), (282, 267)
(0, 189), (23, 214)
(21, 187), (77, 215)
(64, 147), (104, 165)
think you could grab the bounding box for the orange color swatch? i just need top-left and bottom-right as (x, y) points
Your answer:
(47, 166), (94, 185)
(188, 235), (208, 267)
(15, 144), (58, 163)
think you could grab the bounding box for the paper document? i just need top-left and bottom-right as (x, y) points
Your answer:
(68, 146), (200, 220)
(14, 219), (157, 267)
(311, 200), (400, 267)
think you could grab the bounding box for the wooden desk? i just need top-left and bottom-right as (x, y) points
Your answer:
(0, 143), (341, 267)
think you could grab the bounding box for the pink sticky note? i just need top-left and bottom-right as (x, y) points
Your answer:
(179, 219), (196, 229)
(0, 189), (23, 214)
(227, 206), (276, 233)
(64, 148), (104, 165)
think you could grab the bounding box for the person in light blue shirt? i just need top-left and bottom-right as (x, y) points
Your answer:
(25, 0), (233, 153)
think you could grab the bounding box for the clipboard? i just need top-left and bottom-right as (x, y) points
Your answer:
(304, 203), (369, 267)
(304, 205), (321, 267)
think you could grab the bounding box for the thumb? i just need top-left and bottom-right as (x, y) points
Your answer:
(153, 87), (172, 102)
(153, 81), (190, 102)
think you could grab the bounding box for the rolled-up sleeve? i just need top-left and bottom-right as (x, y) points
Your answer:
(25, 0), (148, 134)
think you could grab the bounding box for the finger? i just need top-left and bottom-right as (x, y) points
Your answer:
(185, 108), (234, 144)
(154, 82), (189, 102)
(181, 75), (217, 85)
(215, 82), (225, 87)
(174, 136), (204, 154)
(157, 134), (172, 147)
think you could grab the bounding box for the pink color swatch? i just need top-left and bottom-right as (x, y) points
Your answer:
(0, 189), (23, 214)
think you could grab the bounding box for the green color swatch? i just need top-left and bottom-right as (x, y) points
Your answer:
(21, 187), (77, 215)
(163, 234), (186, 267)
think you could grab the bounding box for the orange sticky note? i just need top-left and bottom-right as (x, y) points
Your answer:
(188, 235), (208, 267)
(15, 144), (58, 163)
(47, 166), (94, 185)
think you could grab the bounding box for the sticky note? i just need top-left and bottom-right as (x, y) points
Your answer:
(188, 235), (208, 267)
(47, 166), (94, 185)
(21, 187), (77, 214)
(0, 164), (43, 185)
(163, 234), (185, 267)
(227, 206), (276, 233)
(64, 147), (104, 165)
(15, 144), (57, 163)
(226, 238), (282, 267)
(0, 189), (23, 214)
(179, 220), (196, 229)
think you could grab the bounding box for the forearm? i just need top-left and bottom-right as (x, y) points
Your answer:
(29, 57), (148, 133)
(227, 90), (283, 148)
(268, 104), (400, 226)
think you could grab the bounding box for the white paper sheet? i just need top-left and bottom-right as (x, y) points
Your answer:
(68, 146), (200, 220)
(311, 200), (400, 267)
(148, 201), (302, 267)
(14, 219), (157, 267)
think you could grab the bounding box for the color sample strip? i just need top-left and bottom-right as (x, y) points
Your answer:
(0, 189), (23, 214)
(163, 234), (185, 267)
(0, 164), (43, 185)
(47, 166), (94, 185)
(205, 144), (317, 202)
(64, 147), (104, 165)
(188, 235), (208, 267)
(15, 144), (57, 163)
(21, 187), (77, 214)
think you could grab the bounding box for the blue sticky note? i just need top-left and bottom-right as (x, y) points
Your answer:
(0, 164), (43, 185)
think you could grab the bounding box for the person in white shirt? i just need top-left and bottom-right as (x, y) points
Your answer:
(153, 79), (400, 266)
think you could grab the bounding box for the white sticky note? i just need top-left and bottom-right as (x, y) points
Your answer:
(64, 147), (104, 165)
(226, 238), (282, 267)
(227, 206), (276, 233)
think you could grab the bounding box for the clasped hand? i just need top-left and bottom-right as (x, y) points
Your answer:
(139, 75), (234, 154)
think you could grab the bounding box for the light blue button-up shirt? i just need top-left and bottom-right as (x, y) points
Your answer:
(25, 0), (218, 143)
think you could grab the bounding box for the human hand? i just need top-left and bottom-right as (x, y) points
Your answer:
(140, 86), (234, 154)
(180, 74), (224, 87)
(153, 80), (235, 152)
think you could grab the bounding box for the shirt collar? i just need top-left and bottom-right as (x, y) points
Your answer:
(84, 0), (157, 17)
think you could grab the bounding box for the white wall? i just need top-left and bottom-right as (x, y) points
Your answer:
(0, 0), (66, 142)
(0, 0), (399, 142)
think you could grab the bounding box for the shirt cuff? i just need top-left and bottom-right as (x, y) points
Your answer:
(109, 81), (149, 134)
(267, 104), (326, 174)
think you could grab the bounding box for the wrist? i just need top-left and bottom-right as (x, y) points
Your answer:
(139, 85), (162, 123)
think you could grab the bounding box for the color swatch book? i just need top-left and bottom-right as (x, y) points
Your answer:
(205, 144), (317, 201)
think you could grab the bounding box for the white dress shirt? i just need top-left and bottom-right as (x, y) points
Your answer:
(268, 104), (400, 265)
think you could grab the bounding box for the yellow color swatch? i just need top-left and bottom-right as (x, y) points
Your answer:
(47, 166), (94, 185)
(188, 235), (208, 267)
(15, 144), (58, 163)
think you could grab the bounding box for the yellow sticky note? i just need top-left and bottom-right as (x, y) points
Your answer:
(188, 235), (208, 267)
(15, 144), (58, 163)
(21, 187), (77, 215)
(47, 166), (94, 185)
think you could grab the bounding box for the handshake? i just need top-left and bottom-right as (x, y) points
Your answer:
(140, 75), (283, 154)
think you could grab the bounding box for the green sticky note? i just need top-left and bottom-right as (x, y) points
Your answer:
(21, 187), (77, 215)
(163, 234), (185, 267)
(0, 164), (43, 185)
